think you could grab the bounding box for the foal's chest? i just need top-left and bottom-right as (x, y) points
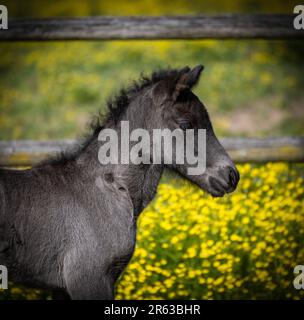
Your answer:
(93, 177), (137, 277)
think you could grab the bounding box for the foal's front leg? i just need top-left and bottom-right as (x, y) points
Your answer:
(65, 273), (114, 300)
(63, 252), (114, 300)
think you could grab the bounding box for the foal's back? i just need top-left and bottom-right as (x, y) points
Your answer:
(0, 163), (136, 293)
(0, 165), (75, 286)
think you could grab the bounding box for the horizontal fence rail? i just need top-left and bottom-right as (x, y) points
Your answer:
(0, 137), (303, 167)
(0, 15), (303, 41)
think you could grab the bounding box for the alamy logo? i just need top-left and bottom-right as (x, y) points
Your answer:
(0, 5), (8, 30)
(98, 121), (206, 175)
(294, 5), (304, 29)
(293, 265), (304, 289)
(0, 265), (8, 289)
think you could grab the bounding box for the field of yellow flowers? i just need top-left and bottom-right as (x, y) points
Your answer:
(1, 162), (303, 300)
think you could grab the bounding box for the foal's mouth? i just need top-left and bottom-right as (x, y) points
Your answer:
(204, 166), (240, 198)
(178, 164), (240, 198)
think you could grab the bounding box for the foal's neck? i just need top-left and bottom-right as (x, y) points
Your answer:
(77, 94), (164, 216)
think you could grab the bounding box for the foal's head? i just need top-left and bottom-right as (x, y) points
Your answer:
(149, 65), (239, 197)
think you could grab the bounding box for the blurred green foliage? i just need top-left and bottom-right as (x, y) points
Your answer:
(0, 0), (303, 140)
(2, 0), (302, 17)
(0, 39), (303, 140)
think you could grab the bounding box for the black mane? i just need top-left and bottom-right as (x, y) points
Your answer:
(37, 67), (190, 167)
(91, 66), (190, 134)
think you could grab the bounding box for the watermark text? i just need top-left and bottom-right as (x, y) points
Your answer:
(98, 121), (206, 175)
(0, 5), (8, 29)
(294, 5), (304, 29)
(0, 265), (8, 290)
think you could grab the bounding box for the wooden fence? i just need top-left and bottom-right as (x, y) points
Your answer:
(0, 14), (303, 166)
(0, 137), (303, 167)
(0, 15), (303, 40)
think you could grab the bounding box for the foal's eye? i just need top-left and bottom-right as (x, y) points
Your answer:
(179, 121), (191, 130)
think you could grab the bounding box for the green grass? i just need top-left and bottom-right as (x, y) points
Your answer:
(0, 40), (303, 140)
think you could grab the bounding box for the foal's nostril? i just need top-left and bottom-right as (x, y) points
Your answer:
(228, 166), (239, 188)
(229, 168), (235, 185)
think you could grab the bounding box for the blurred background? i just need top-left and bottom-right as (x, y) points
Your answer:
(0, 0), (303, 300)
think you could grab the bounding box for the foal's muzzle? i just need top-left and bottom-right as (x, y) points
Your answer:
(207, 165), (240, 197)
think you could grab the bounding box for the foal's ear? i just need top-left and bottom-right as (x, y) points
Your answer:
(172, 65), (204, 100)
(152, 65), (204, 105)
